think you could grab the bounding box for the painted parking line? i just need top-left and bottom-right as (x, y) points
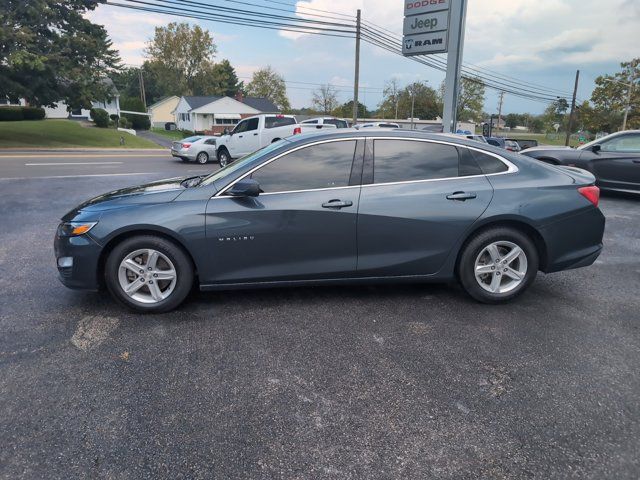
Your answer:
(0, 172), (157, 181)
(25, 162), (124, 166)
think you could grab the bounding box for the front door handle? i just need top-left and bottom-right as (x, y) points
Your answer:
(253, 133), (258, 136)
(446, 191), (477, 201)
(322, 199), (353, 209)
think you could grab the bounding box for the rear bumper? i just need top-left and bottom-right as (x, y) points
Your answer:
(540, 206), (605, 273)
(171, 149), (195, 160)
(54, 233), (102, 291)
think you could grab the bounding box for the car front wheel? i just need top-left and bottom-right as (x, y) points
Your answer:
(105, 235), (194, 313)
(217, 149), (230, 167)
(457, 227), (539, 303)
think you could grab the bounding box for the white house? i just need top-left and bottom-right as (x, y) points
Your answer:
(172, 94), (280, 134)
(148, 95), (180, 128)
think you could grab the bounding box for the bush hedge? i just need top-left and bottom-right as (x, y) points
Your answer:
(90, 108), (110, 128)
(0, 106), (46, 121)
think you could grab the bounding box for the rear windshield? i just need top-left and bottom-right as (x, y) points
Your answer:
(324, 119), (349, 128)
(265, 116), (296, 129)
(182, 136), (202, 143)
(378, 123), (399, 128)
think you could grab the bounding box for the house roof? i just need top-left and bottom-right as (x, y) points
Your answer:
(183, 95), (279, 113)
(148, 95), (179, 110)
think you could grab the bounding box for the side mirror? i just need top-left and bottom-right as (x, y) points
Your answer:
(223, 128), (229, 135)
(227, 178), (261, 197)
(591, 144), (601, 153)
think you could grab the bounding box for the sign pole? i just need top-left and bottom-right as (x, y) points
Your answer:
(352, 9), (361, 126)
(441, 0), (468, 133)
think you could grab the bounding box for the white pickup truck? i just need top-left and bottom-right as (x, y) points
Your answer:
(215, 114), (335, 166)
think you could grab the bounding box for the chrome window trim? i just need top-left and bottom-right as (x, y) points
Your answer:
(214, 137), (362, 197)
(212, 135), (519, 198)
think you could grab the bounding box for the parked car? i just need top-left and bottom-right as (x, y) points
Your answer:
(521, 130), (640, 193)
(507, 138), (538, 150)
(215, 114), (335, 166)
(355, 122), (400, 129)
(171, 135), (218, 164)
(460, 134), (488, 144)
(486, 137), (521, 152)
(300, 117), (349, 128)
(55, 130), (605, 313)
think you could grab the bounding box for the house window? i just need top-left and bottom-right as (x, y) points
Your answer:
(215, 118), (238, 125)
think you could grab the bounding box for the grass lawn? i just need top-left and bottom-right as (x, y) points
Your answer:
(474, 129), (583, 148)
(0, 120), (160, 148)
(150, 127), (194, 142)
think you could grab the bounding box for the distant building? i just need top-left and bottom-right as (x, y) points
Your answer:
(148, 95), (180, 128)
(172, 93), (280, 134)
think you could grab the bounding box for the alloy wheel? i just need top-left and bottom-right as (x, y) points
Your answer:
(219, 152), (229, 167)
(117, 249), (177, 304)
(197, 152), (208, 164)
(474, 241), (528, 294)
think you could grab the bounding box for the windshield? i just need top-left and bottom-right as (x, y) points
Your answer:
(200, 139), (290, 186)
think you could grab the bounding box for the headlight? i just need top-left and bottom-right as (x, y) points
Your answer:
(57, 222), (98, 237)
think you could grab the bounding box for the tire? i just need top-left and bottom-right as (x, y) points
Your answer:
(217, 148), (230, 168)
(105, 235), (194, 313)
(196, 151), (209, 164)
(457, 227), (539, 304)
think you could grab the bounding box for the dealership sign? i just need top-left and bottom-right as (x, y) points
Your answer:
(403, 0), (450, 55)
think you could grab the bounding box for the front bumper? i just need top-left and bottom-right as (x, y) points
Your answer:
(54, 233), (103, 291)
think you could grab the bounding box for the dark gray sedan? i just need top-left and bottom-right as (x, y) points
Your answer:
(55, 130), (605, 313)
(521, 130), (640, 193)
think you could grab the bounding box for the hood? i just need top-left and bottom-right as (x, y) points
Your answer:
(66, 177), (187, 217)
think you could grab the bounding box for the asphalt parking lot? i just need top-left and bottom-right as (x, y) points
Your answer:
(1, 151), (639, 479)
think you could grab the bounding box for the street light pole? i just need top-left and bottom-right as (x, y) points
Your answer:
(622, 75), (634, 131)
(352, 9), (361, 126)
(565, 70), (580, 146)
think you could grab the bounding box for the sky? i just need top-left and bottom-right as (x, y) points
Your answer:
(87, 0), (640, 116)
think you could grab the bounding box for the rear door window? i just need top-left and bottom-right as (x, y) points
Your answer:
(470, 149), (509, 174)
(373, 140), (459, 184)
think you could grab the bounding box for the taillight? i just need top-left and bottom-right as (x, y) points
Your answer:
(181, 143), (191, 149)
(578, 186), (600, 207)
(293, 127), (302, 135)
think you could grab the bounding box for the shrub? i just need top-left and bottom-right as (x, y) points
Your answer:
(0, 107), (25, 121)
(119, 117), (132, 129)
(22, 107), (45, 120)
(120, 96), (150, 130)
(91, 108), (110, 128)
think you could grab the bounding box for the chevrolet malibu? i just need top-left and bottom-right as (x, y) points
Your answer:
(55, 130), (605, 313)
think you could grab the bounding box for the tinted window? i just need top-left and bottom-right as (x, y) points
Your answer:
(246, 118), (259, 131)
(378, 123), (399, 128)
(251, 141), (356, 193)
(233, 120), (248, 134)
(302, 119), (318, 124)
(204, 139), (217, 145)
(325, 119), (348, 128)
(601, 134), (640, 153)
(470, 149), (508, 174)
(373, 140), (459, 183)
(458, 148), (483, 176)
(183, 136), (202, 143)
(265, 116), (296, 129)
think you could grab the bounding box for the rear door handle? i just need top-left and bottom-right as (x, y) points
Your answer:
(322, 199), (353, 209)
(446, 191), (477, 201)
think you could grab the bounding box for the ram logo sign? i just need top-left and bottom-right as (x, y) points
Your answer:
(402, 32), (448, 55)
(403, 0), (450, 56)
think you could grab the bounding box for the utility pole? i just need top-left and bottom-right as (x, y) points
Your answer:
(138, 69), (147, 109)
(565, 70), (580, 146)
(497, 91), (504, 136)
(410, 86), (415, 130)
(622, 72), (635, 131)
(352, 9), (361, 126)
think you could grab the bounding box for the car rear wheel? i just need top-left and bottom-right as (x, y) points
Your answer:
(196, 152), (209, 164)
(217, 148), (230, 168)
(105, 235), (194, 313)
(457, 227), (538, 303)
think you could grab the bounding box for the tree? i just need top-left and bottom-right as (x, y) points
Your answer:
(378, 79), (402, 119)
(245, 66), (290, 111)
(397, 82), (440, 120)
(120, 96), (150, 130)
(590, 58), (639, 131)
(311, 84), (339, 114)
(211, 60), (242, 97)
(0, 0), (120, 109)
(333, 100), (368, 119)
(456, 77), (485, 122)
(145, 22), (217, 96)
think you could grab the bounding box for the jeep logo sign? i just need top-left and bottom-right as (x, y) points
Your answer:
(403, 10), (449, 36)
(404, 0), (450, 16)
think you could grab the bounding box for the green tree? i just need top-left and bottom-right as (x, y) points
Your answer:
(456, 77), (485, 122)
(378, 78), (402, 119)
(590, 58), (639, 130)
(311, 84), (339, 114)
(145, 22), (217, 96)
(120, 96), (150, 130)
(398, 82), (440, 120)
(245, 66), (290, 112)
(0, 0), (120, 109)
(112, 63), (166, 106)
(333, 100), (368, 119)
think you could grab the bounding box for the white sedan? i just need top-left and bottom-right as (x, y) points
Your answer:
(171, 136), (219, 164)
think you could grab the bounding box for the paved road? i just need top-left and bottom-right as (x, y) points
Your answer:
(0, 153), (639, 479)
